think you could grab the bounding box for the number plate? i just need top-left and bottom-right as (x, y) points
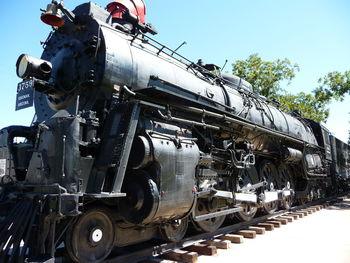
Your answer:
(15, 79), (34, 111)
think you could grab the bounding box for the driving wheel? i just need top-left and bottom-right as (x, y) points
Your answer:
(259, 160), (279, 214)
(278, 164), (294, 209)
(235, 167), (259, 221)
(160, 217), (188, 242)
(65, 208), (115, 263)
(192, 199), (225, 233)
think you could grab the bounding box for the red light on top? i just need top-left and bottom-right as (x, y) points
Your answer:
(107, 0), (146, 24)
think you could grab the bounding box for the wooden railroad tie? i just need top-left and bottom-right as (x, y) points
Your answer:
(248, 226), (266, 234)
(297, 210), (308, 215)
(143, 203), (328, 263)
(304, 209), (314, 214)
(297, 210), (308, 216)
(285, 213), (299, 220)
(278, 216), (294, 222)
(218, 234), (244, 243)
(291, 212), (304, 218)
(310, 206), (321, 211)
(273, 217), (288, 225)
(203, 239), (231, 249)
(256, 223), (274, 231)
(233, 230), (256, 239)
(184, 244), (217, 256)
(161, 250), (198, 263)
(266, 220), (282, 227)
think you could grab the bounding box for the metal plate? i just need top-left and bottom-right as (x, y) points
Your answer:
(16, 79), (34, 111)
(282, 190), (291, 197)
(264, 191), (279, 202)
(235, 193), (258, 203)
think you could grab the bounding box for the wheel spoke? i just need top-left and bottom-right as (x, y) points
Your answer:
(278, 164), (294, 209)
(259, 160), (278, 214)
(192, 199), (225, 232)
(236, 167), (259, 222)
(160, 217), (188, 242)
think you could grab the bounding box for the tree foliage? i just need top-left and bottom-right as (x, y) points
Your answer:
(348, 114), (350, 145)
(231, 54), (349, 123)
(316, 72), (350, 138)
(315, 71), (350, 102)
(275, 93), (329, 123)
(231, 54), (299, 98)
(231, 54), (329, 121)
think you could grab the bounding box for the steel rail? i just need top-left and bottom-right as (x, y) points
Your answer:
(101, 192), (348, 263)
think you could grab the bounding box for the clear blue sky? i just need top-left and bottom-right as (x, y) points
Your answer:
(0, 0), (349, 141)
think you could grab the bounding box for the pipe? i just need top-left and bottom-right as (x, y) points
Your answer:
(179, 106), (314, 146)
(157, 110), (220, 131)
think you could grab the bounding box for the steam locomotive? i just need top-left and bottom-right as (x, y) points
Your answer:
(0, 1), (349, 262)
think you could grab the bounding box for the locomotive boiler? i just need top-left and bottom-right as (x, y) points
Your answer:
(0, 1), (343, 262)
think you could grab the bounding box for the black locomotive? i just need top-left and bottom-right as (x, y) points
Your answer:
(0, 1), (349, 262)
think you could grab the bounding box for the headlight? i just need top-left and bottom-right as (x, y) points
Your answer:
(16, 54), (52, 80)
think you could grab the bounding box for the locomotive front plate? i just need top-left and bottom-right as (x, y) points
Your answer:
(15, 79), (34, 111)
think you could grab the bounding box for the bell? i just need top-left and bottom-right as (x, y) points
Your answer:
(40, 3), (65, 27)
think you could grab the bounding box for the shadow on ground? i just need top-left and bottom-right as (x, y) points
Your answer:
(326, 198), (350, 210)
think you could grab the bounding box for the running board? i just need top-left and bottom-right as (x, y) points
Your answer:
(193, 207), (243, 222)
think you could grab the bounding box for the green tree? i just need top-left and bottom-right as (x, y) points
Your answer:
(275, 92), (329, 123)
(348, 114), (350, 145)
(316, 71), (350, 139)
(231, 53), (299, 98)
(315, 71), (350, 102)
(231, 54), (330, 122)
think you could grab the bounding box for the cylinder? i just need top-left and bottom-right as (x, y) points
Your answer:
(128, 136), (152, 169)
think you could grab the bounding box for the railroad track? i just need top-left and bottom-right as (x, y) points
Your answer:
(94, 193), (348, 263)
